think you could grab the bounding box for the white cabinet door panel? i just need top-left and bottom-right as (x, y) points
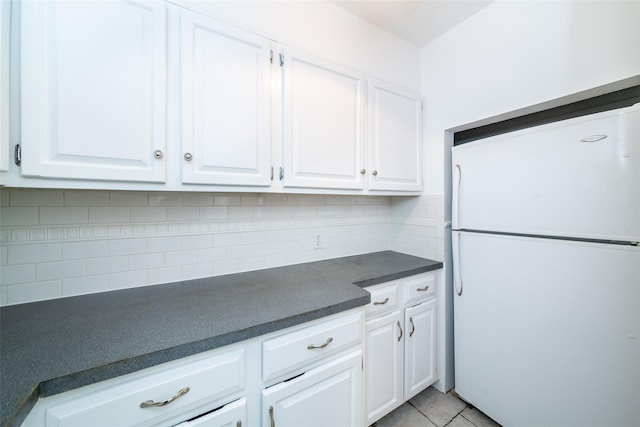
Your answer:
(21, 0), (167, 183)
(368, 79), (422, 191)
(282, 49), (365, 190)
(180, 10), (271, 186)
(404, 299), (437, 400)
(365, 310), (403, 425)
(262, 350), (363, 427)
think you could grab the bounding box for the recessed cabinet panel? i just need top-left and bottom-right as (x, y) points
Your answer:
(368, 79), (422, 191)
(180, 10), (271, 186)
(404, 299), (437, 400)
(20, 0), (167, 182)
(282, 49), (365, 189)
(365, 310), (404, 425)
(262, 350), (363, 427)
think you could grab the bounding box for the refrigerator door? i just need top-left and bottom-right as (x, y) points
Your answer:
(453, 231), (640, 427)
(451, 103), (640, 241)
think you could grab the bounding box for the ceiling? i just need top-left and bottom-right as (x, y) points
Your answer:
(330, 0), (493, 47)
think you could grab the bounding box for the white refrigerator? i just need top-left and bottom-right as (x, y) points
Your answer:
(451, 103), (640, 427)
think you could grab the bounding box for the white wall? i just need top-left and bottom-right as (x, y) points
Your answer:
(421, 0), (640, 193)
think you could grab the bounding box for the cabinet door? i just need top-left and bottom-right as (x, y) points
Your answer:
(262, 351), (363, 427)
(404, 299), (437, 400)
(0, 0), (9, 177)
(174, 397), (246, 427)
(180, 10), (272, 186)
(365, 310), (404, 425)
(282, 48), (365, 190)
(368, 79), (422, 191)
(20, 0), (167, 183)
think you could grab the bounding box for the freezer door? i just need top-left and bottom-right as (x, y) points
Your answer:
(453, 231), (640, 427)
(451, 103), (640, 241)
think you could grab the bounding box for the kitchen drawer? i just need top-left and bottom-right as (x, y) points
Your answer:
(365, 284), (399, 317)
(262, 310), (363, 382)
(403, 272), (437, 304)
(174, 397), (246, 427)
(44, 348), (246, 427)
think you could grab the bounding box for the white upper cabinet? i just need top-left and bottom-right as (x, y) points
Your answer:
(0, 0), (10, 179)
(281, 48), (366, 190)
(179, 9), (272, 187)
(367, 79), (422, 192)
(20, 0), (167, 183)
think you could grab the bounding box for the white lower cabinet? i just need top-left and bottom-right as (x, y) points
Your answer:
(39, 348), (246, 427)
(404, 299), (437, 400)
(364, 271), (439, 426)
(262, 351), (363, 427)
(364, 310), (403, 424)
(22, 309), (364, 427)
(174, 398), (246, 427)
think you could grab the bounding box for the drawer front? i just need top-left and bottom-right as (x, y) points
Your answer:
(45, 349), (246, 427)
(365, 284), (399, 316)
(262, 311), (363, 382)
(403, 272), (437, 304)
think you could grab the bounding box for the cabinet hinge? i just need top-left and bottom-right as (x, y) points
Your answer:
(270, 49), (273, 64)
(279, 53), (284, 67)
(279, 167), (284, 180)
(14, 144), (21, 166)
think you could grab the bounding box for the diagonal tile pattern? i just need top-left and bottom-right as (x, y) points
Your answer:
(371, 387), (501, 427)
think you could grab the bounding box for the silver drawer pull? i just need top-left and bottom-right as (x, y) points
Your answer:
(373, 297), (389, 305)
(417, 286), (429, 292)
(140, 387), (190, 408)
(409, 317), (415, 337)
(307, 337), (333, 350)
(397, 320), (403, 342)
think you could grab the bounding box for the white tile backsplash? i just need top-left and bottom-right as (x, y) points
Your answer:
(0, 188), (444, 306)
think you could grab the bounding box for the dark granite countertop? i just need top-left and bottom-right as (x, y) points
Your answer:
(0, 251), (442, 427)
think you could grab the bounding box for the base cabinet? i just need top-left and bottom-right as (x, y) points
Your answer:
(262, 351), (363, 427)
(364, 271), (440, 426)
(174, 398), (246, 427)
(364, 311), (403, 424)
(404, 299), (437, 400)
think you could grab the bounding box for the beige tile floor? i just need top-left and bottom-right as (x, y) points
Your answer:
(371, 387), (502, 427)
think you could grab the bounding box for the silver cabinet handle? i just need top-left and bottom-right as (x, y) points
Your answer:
(373, 297), (389, 305)
(397, 320), (403, 342)
(140, 387), (190, 408)
(409, 317), (415, 337)
(360, 169), (366, 174)
(269, 405), (275, 427)
(153, 150), (164, 159)
(237, 421), (242, 427)
(184, 153), (193, 161)
(372, 170), (378, 176)
(417, 286), (429, 292)
(307, 337), (333, 349)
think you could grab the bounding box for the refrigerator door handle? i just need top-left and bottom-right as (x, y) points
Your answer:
(452, 164), (461, 229)
(453, 231), (463, 296)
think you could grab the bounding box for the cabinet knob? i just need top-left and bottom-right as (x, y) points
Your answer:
(372, 170), (378, 176)
(153, 150), (164, 159)
(360, 169), (366, 174)
(184, 153), (193, 161)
